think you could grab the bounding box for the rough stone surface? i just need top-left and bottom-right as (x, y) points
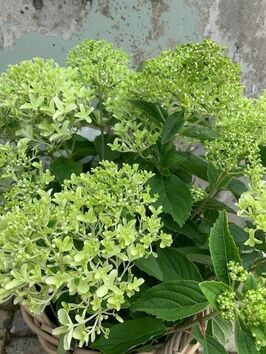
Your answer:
(199, 0), (266, 96)
(0, 0), (266, 94)
(0, 0), (91, 47)
(0, 310), (10, 338)
(9, 309), (33, 337)
(0, 310), (11, 352)
(5, 337), (47, 354)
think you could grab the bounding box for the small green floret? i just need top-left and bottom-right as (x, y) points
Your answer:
(227, 261), (248, 282)
(242, 287), (266, 348)
(237, 180), (266, 246)
(216, 290), (236, 320)
(67, 39), (130, 97)
(206, 97), (266, 179)
(190, 185), (207, 202)
(0, 140), (53, 212)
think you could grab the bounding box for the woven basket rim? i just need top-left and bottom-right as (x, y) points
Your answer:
(21, 305), (200, 354)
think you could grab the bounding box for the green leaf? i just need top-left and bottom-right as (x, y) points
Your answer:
(207, 164), (231, 190)
(229, 223), (248, 247)
(67, 133), (96, 160)
(192, 327), (227, 354)
(202, 336), (227, 354)
(228, 179), (248, 197)
(251, 324), (266, 349)
(95, 135), (120, 161)
(134, 248), (202, 282)
(157, 248), (202, 281)
(177, 247), (212, 265)
(133, 255), (163, 281)
(198, 198), (235, 214)
(91, 318), (166, 354)
(209, 211), (241, 284)
(243, 274), (258, 293)
(200, 281), (232, 310)
(162, 215), (199, 240)
(57, 334), (65, 354)
(158, 145), (181, 171)
(235, 317), (259, 354)
(212, 315), (232, 346)
(149, 174), (192, 227)
(131, 280), (208, 321)
(176, 151), (208, 180)
(161, 111), (185, 144)
(128, 99), (167, 127)
(259, 145), (266, 167)
(51, 157), (82, 184)
(181, 126), (218, 141)
(207, 164), (220, 189)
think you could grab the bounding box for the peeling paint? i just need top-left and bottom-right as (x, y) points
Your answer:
(212, 0), (266, 96)
(1, 0), (265, 95)
(0, 0), (91, 47)
(149, 0), (170, 40)
(97, 0), (111, 18)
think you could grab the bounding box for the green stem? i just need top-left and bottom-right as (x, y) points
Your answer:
(191, 172), (228, 219)
(100, 123), (105, 161)
(98, 92), (105, 161)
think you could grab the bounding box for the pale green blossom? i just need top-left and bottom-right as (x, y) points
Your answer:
(237, 180), (266, 246)
(106, 40), (242, 153)
(0, 161), (171, 350)
(67, 39), (130, 98)
(0, 58), (94, 148)
(0, 140), (54, 212)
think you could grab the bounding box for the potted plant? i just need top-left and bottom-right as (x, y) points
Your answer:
(0, 39), (265, 354)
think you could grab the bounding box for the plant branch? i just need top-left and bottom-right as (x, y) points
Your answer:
(191, 172), (228, 219)
(166, 310), (218, 335)
(250, 257), (266, 271)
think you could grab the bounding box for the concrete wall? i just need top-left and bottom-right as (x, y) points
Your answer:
(0, 0), (265, 96)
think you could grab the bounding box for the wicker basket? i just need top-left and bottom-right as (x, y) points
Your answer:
(21, 306), (200, 354)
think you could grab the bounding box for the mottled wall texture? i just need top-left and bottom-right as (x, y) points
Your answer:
(0, 0), (265, 95)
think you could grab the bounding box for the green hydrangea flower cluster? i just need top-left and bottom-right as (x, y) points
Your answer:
(106, 40), (242, 153)
(216, 289), (236, 320)
(0, 139), (53, 212)
(0, 58), (94, 148)
(215, 264), (266, 349)
(227, 261), (248, 282)
(242, 286), (266, 347)
(67, 39), (130, 98)
(243, 287), (266, 326)
(190, 185), (207, 202)
(0, 161), (171, 349)
(206, 96), (266, 179)
(237, 180), (266, 246)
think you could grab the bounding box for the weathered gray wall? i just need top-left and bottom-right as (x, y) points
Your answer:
(0, 0), (266, 96)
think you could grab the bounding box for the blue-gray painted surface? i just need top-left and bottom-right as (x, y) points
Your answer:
(0, 1), (198, 71)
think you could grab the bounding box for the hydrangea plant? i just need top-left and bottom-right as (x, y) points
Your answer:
(0, 39), (265, 354)
(0, 139), (53, 212)
(0, 161), (171, 349)
(0, 58), (94, 150)
(105, 40), (242, 154)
